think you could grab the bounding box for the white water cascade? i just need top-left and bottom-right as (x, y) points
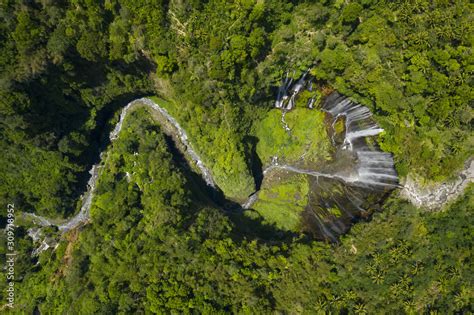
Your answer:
(24, 87), (400, 248)
(321, 94), (384, 150)
(270, 71), (401, 240)
(321, 93), (399, 189)
(274, 73), (400, 190)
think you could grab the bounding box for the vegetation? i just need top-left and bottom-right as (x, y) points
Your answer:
(0, 0), (472, 313)
(6, 116), (473, 312)
(255, 108), (333, 167)
(149, 96), (255, 202)
(250, 172), (309, 231)
(1, 0), (472, 215)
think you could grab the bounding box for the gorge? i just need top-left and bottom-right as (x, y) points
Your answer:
(18, 69), (473, 251)
(23, 85), (404, 246)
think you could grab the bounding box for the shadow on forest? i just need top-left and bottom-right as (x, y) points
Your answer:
(162, 124), (341, 246)
(69, 92), (151, 217)
(244, 135), (264, 191)
(19, 55), (155, 218)
(57, 85), (394, 248)
(163, 133), (303, 246)
(73, 97), (394, 249)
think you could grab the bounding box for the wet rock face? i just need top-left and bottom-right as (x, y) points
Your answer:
(302, 174), (394, 242)
(302, 176), (378, 242)
(25, 89), (401, 246)
(254, 87), (400, 241)
(400, 159), (474, 210)
(321, 93), (399, 190)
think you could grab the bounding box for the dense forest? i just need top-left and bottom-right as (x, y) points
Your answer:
(0, 0), (473, 313)
(1, 0), (472, 215)
(4, 109), (473, 313)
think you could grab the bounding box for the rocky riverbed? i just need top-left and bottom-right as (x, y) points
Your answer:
(400, 159), (473, 210)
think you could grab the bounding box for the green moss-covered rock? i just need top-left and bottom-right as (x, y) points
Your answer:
(255, 108), (333, 167)
(250, 171), (309, 231)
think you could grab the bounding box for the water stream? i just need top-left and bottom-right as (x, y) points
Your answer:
(24, 86), (401, 244)
(24, 98), (216, 235)
(260, 72), (401, 240)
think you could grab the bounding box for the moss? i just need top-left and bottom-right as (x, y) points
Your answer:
(328, 206), (342, 217)
(333, 117), (345, 135)
(250, 172), (309, 231)
(149, 96), (176, 112)
(255, 108), (333, 167)
(294, 90), (312, 108)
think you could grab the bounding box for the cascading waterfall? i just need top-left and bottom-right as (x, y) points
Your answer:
(321, 93), (399, 189)
(355, 151), (399, 188)
(322, 94), (384, 150)
(24, 76), (401, 248)
(268, 70), (400, 241)
(274, 70), (399, 189)
(281, 111), (291, 132)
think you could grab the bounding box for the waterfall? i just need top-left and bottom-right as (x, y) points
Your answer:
(290, 69), (309, 95)
(274, 69), (311, 110)
(268, 80), (401, 240)
(322, 96), (384, 150)
(281, 111), (291, 132)
(321, 93), (399, 189)
(356, 151), (399, 188)
(275, 72), (292, 108)
(24, 86), (401, 246)
(308, 210), (338, 243)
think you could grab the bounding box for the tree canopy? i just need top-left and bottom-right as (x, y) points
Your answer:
(0, 0), (472, 313)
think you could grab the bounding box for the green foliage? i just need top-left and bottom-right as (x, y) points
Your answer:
(150, 96), (256, 202)
(9, 110), (288, 313)
(12, 148), (474, 313)
(3, 0), (470, 218)
(264, 0), (473, 180)
(255, 108), (333, 167)
(342, 3), (363, 24)
(1, 0), (473, 313)
(272, 186), (474, 314)
(155, 54), (177, 76)
(251, 173), (309, 231)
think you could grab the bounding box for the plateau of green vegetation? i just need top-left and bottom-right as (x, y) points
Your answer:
(250, 172), (309, 231)
(255, 108), (333, 167)
(149, 96), (255, 202)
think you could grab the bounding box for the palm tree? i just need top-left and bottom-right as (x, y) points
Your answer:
(354, 302), (368, 314)
(371, 271), (385, 284)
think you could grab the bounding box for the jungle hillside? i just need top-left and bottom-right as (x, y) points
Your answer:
(0, 0), (473, 313)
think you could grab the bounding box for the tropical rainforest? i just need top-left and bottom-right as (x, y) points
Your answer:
(0, 0), (473, 313)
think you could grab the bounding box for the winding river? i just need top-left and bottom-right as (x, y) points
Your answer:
(25, 98), (215, 232)
(25, 93), (396, 235)
(22, 92), (472, 244)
